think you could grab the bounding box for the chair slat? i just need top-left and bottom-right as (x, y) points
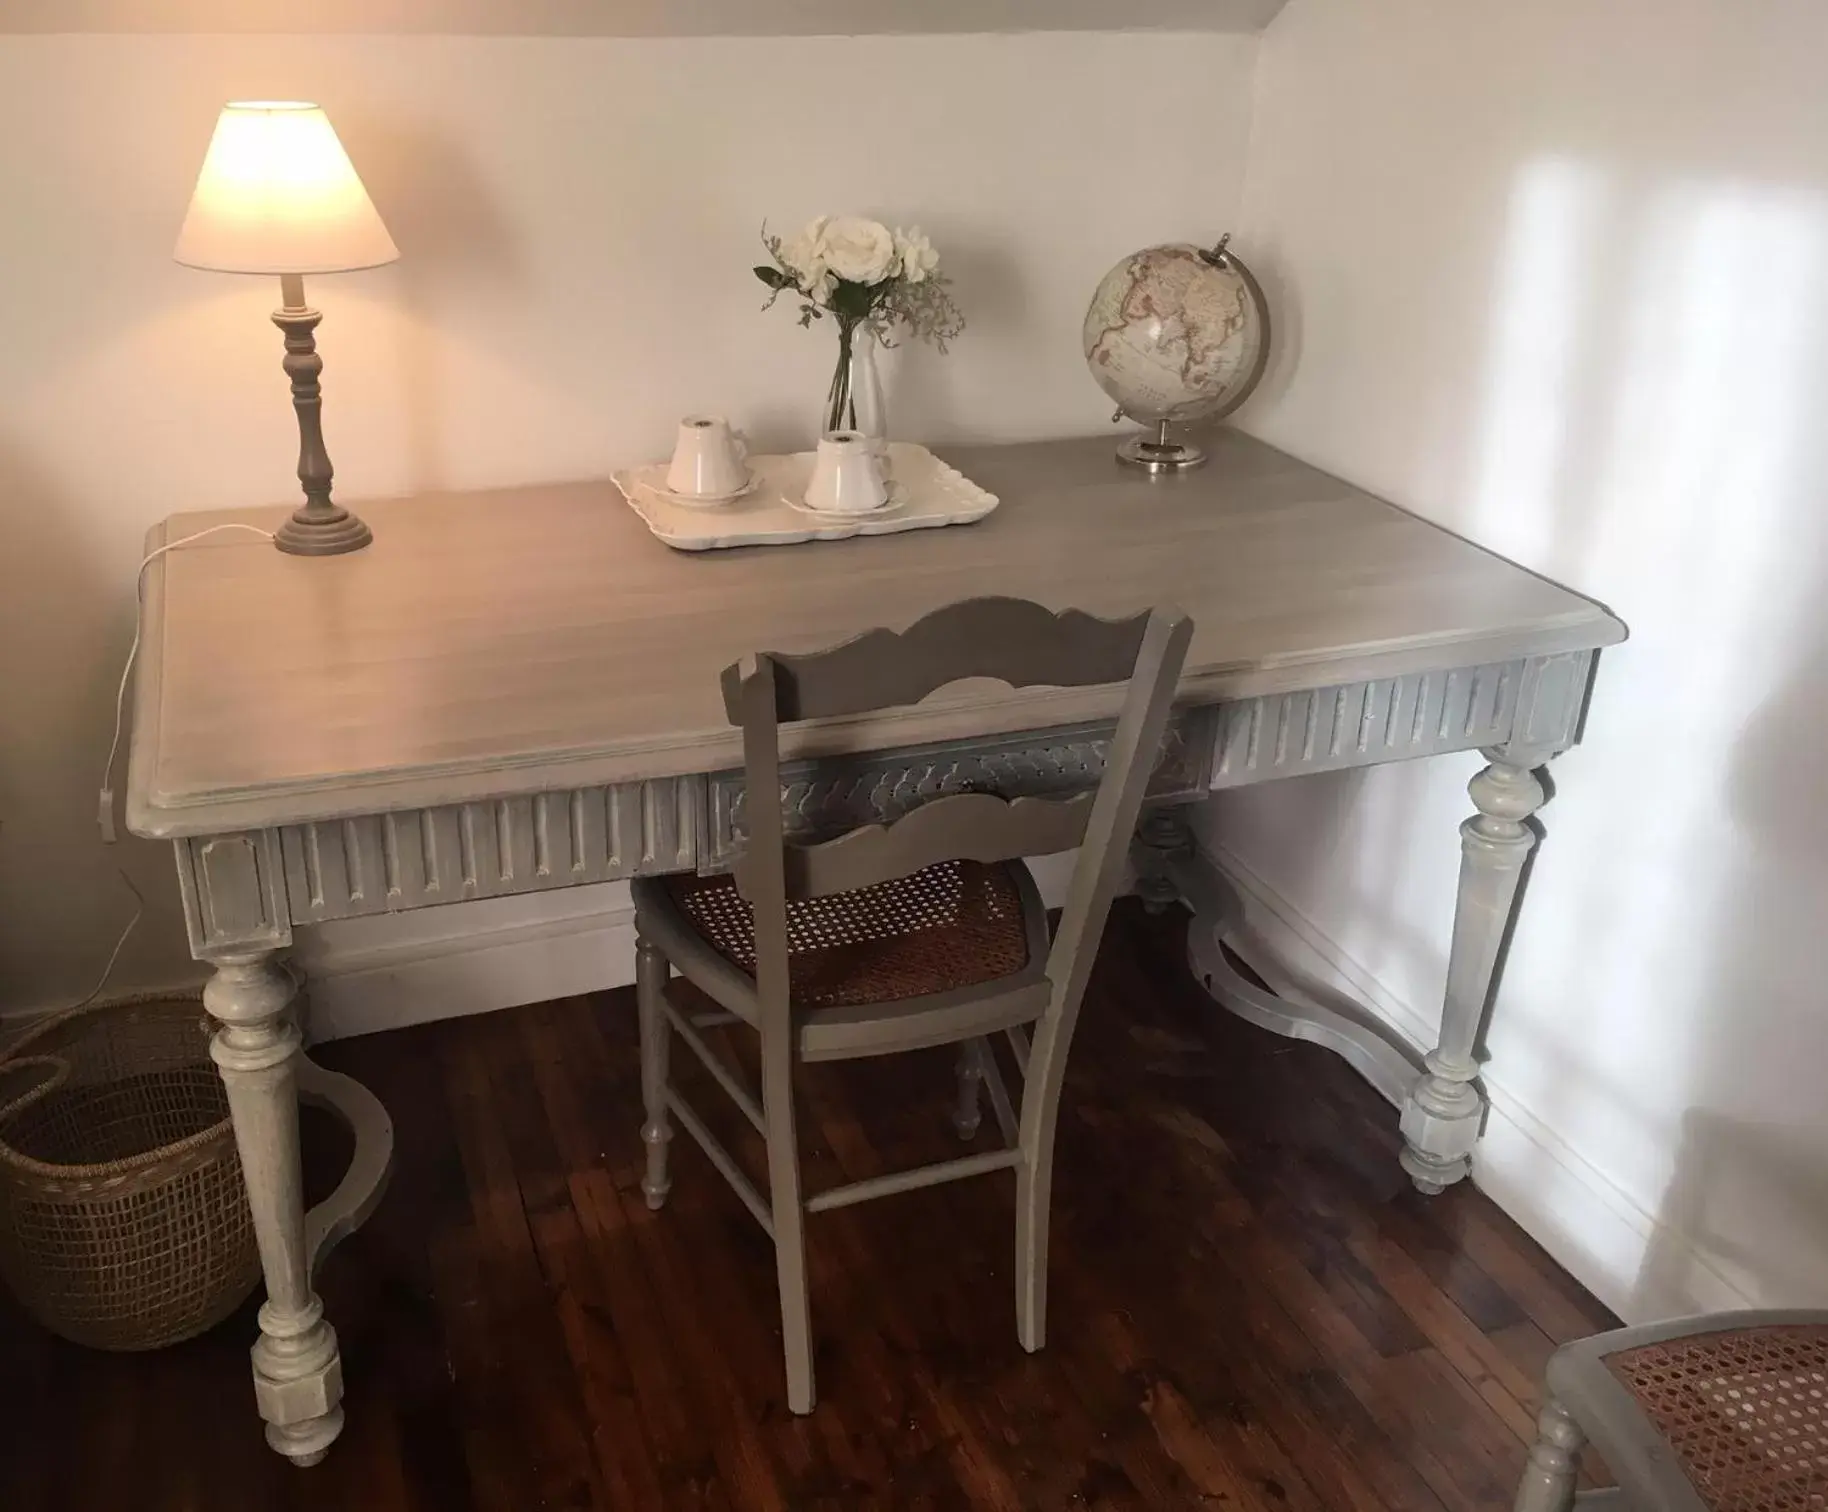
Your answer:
(740, 789), (1094, 901)
(665, 1091), (774, 1238)
(805, 1148), (1021, 1213)
(720, 597), (1152, 722)
(661, 996), (764, 1134)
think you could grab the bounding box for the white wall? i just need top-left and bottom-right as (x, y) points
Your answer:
(0, 31), (1259, 1013)
(1217, 0), (1828, 1319)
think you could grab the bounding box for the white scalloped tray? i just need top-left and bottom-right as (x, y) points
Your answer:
(612, 442), (998, 551)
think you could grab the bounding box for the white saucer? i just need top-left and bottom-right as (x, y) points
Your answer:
(790, 483), (906, 520)
(646, 470), (761, 508)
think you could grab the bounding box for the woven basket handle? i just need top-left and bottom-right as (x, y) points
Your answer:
(0, 1000), (99, 1067)
(0, 1055), (72, 1127)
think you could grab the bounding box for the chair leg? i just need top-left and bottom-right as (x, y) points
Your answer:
(635, 933), (673, 1211)
(759, 1041), (815, 1414)
(1513, 1398), (1584, 1512)
(951, 1040), (984, 1140)
(1015, 1146), (1053, 1352)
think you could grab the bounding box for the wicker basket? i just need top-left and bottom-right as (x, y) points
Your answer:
(0, 994), (261, 1350)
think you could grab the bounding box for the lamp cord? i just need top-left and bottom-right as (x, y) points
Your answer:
(78, 522), (278, 1009)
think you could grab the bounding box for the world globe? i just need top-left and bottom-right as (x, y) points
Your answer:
(1082, 235), (1270, 471)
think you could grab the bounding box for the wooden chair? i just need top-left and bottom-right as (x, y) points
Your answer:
(629, 595), (1192, 1414)
(1516, 1310), (1828, 1511)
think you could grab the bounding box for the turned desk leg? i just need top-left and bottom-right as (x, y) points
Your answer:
(1400, 751), (1548, 1194)
(203, 951), (345, 1468)
(1134, 807), (1195, 914)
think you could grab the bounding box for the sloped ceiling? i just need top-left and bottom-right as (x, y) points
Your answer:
(0, 0), (1290, 34)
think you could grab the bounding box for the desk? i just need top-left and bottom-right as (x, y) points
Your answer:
(128, 430), (1625, 1464)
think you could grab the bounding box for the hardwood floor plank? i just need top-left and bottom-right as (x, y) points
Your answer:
(616, 1181), (794, 1509)
(1419, 1198), (1619, 1344)
(472, 1007), (572, 1218)
(1236, 1218), (1484, 1511)
(792, 1054), (990, 1506)
(800, 1056), (1032, 1512)
(1370, 1193), (1530, 1337)
(527, 1202), (670, 1510)
(441, 1033), (609, 1512)
(1486, 1317), (1557, 1406)
(324, 1023), (485, 1512)
(1056, 1161), (1336, 1510)
(570, 1167), (733, 1510)
(1382, 1346), (1527, 1510)
(427, 1224), (547, 1512)
(659, 1007), (965, 1507)
(1341, 1223), (1541, 1443)
(1094, 1092), (1452, 1512)
(1292, 1365), (1454, 1512)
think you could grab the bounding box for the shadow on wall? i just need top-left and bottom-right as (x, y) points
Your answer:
(0, 445), (197, 1009)
(1640, 1111), (1828, 1317)
(1636, 624), (1828, 1314)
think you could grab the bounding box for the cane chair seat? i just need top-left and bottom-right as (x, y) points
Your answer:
(658, 859), (1037, 1009)
(1602, 1324), (1828, 1511)
(1517, 1311), (1828, 1512)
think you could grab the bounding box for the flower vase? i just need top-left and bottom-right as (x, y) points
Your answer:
(822, 318), (886, 446)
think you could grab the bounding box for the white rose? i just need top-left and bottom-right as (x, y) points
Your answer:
(820, 216), (898, 285)
(894, 227), (940, 284)
(781, 215), (832, 288)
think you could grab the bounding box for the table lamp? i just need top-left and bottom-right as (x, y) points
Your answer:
(175, 102), (399, 556)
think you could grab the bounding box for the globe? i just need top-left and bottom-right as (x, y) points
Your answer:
(1082, 236), (1269, 470)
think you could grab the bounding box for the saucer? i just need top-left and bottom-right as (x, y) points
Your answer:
(791, 482), (906, 520)
(647, 470), (761, 508)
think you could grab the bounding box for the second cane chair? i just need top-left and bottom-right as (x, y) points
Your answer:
(1515, 1310), (1828, 1511)
(629, 595), (1192, 1413)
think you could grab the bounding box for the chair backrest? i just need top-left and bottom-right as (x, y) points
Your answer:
(723, 595), (1193, 1022)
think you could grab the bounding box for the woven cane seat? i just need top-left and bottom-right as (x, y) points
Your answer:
(1604, 1324), (1828, 1511)
(658, 859), (1034, 1009)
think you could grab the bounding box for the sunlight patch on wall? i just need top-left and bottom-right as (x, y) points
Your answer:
(1464, 157), (1609, 569)
(1579, 176), (1824, 1100)
(1494, 174), (1826, 1205)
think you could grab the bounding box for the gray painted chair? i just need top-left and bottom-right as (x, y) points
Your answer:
(1516, 1310), (1828, 1511)
(629, 595), (1192, 1414)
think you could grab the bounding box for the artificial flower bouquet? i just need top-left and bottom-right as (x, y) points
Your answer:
(755, 215), (965, 435)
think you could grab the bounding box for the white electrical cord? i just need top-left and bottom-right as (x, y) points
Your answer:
(73, 522), (278, 1011)
(98, 522), (277, 844)
(72, 869), (146, 1012)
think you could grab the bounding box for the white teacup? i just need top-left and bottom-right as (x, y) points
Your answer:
(804, 431), (890, 515)
(665, 415), (748, 499)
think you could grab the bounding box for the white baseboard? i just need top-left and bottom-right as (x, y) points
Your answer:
(295, 881), (641, 1042)
(1202, 836), (1753, 1323)
(297, 851), (1085, 1044)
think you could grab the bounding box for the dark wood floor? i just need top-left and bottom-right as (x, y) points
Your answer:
(1, 901), (1616, 1510)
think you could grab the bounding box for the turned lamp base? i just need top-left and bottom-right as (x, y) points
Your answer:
(275, 507), (372, 556)
(270, 272), (373, 557)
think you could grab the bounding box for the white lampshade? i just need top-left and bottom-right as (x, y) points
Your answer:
(174, 101), (399, 276)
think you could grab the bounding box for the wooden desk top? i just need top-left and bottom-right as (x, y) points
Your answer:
(127, 431), (1624, 837)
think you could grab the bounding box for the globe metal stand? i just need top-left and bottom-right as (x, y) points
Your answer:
(1116, 417), (1207, 474)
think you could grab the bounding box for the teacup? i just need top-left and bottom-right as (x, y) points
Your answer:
(804, 431), (890, 515)
(665, 415), (749, 499)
